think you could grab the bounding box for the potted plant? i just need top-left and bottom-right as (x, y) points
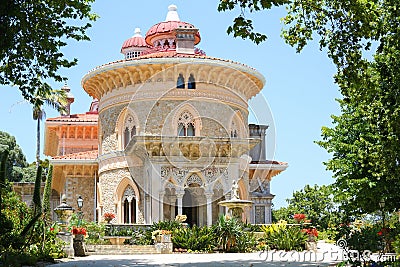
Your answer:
(72, 226), (87, 256)
(152, 229), (172, 243)
(103, 212), (115, 223)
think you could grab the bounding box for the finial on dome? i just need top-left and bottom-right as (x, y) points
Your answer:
(165, 4), (180, 21)
(134, 28), (142, 37)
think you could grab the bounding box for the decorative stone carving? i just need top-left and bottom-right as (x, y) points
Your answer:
(185, 174), (203, 187)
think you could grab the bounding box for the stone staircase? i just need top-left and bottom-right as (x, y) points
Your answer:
(86, 244), (158, 255)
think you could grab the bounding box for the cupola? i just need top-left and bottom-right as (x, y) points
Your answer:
(145, 5), (200, 54)
(121, 28), (149, 59)
(61, 83), (74, 116)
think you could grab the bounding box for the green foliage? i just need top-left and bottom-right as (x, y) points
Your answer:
(336, 221), (384, 253)
(234, 231), (258, 252)
(219, 0), (400, 216)
(261, 223), (307, 251)
(151, 220), (181, 232)
(172, 225), (216, 252)
(212, 215), (243, 252)
(272, 184), (343, 230)
(42, 165), (53, 221)
(393, 235), (400, 256)
(128, 228), (152, 245)
(0, 131), (29, 182)
(32, 166), (43, 214)
(0, 0), (97, 104)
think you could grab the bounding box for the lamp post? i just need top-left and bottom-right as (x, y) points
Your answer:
(77, 195), (84, 227)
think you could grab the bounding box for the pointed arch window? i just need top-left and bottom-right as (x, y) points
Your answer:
(177, 73), (185, 88)
(230, 121), (239, 138)
(177, 111), (195, 136)
(123, 115), (137, 148)
(188, 74), (196, 89)
(122, 185), (136, 224)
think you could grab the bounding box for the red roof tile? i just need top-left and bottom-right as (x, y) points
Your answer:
(122, 36), (149, 49)
(145, 21), (201, 45)
(46, 113), (98, 123)
(53, 150), (98, 160)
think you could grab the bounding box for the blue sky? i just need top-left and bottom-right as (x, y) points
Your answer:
(0, 1), (341, 208)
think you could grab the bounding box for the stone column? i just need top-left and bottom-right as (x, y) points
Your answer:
(176, 191), (184, 215)
(128, 197), (133, 223)
(159, 192), (165, 221)
(205, 193), (213, 226)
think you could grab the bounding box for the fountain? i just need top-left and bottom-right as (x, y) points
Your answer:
(218, 180), (253, 220)
(54, 195), (75, 258)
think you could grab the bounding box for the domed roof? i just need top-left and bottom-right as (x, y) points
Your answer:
(145, 5), (201, 46)
(121, 28), (148, 50)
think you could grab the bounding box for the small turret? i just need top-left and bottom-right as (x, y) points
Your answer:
(61, 83), (74, 116)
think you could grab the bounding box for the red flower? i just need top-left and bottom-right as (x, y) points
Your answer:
(103, 212), (115, 220)
(72, 227), (87, 235)
(293, 213), (306, 222)
(302, 228), (318, 237)
(50, 228), (54, 232)
(378, 231), (383, 236)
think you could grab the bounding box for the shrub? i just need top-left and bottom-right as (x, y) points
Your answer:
(151, 220), (181, 231)
(234, 231), (258, 252)
(261, 223), (307, 251)
(172, 225), (215, 252)
(212, 215), (243, 252)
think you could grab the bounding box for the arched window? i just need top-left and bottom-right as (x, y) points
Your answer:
(177, 111), (195, 136)
(230, 121), (238, 138)
(123, 115), (137, 148)
(177, 73), (185, 88)
(122, 185), (136, 224)
(188, 74), (196, 89)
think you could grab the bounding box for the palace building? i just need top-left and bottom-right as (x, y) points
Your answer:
(43, 5), (288, 226)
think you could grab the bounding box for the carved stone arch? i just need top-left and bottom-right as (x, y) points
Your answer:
(184, 173), (205, 188)
(230, 110), (247, 138)
(115, 176), (140, 224)
(172, 103), (202, 136)
(115, 107), (140, 150)
(163, 178), (178, 191)
(115, 176), (140, 203)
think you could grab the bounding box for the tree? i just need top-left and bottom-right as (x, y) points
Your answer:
(218, 0), (400, 214)
(0, 0), (97, 104)
(0, 131), (29, 182)
(273, 184), (342, 229)
(32, 87), (67, 170)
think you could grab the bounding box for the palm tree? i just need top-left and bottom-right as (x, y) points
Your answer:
(32, 84), (67, 170)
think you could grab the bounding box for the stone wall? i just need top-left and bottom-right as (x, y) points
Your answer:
(65, 176), (96, 221)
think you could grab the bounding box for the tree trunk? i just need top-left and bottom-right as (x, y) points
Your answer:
(36, 117), (40, 170)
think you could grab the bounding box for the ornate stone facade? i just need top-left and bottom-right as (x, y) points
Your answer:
(42, 5), (288, 225)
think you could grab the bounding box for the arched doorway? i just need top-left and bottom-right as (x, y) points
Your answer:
(182, 183), (206, 226)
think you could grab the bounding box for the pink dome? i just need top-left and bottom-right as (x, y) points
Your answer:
(145, 21), (201, 46)
(121, 28), (149, 51)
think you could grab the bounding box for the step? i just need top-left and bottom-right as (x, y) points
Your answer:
(86, 244), (159, 255)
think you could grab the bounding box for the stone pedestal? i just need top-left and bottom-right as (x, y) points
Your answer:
(57, 233), (74, 258)
(154, 234), (172, 254)
(73, 234), (86, 256)
(155, 242), (173, 254)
